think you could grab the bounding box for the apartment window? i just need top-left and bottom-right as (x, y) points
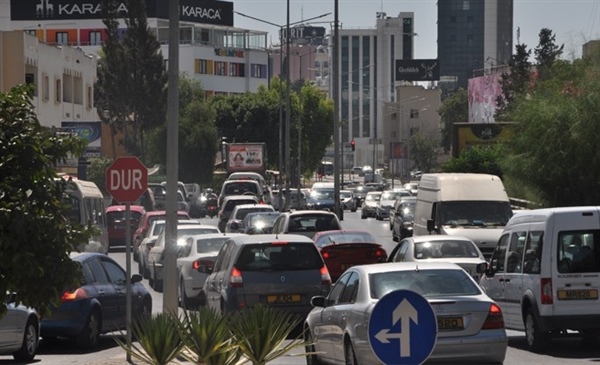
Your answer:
(196, 59), (208, 74)
(462, 0), (470, 10)
(86, 85), (93, 109)
(214, 61), (227, 76)
(89, 31), (102, 46)
(25, 73), (35, 85)
(55, 78), (62, 103)
(42, 75), (49, 101)
(56, 32), (68, 45)
(251, 64), (267, 78)
(229, 63), (245, 77)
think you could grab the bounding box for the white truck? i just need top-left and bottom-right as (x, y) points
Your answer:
(413, 173), (513, 259)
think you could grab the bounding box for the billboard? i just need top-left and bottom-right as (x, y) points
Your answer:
(61, 121), (102, 158)
(395, 59), (440, 81)
(468, 73), (503, 123)
(226, 143), (266, 173)
(11, 0), (233, 26)
(452, 122), (513, 157)
(280, 26), (326, 45)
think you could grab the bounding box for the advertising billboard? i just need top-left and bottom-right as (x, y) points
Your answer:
(395, 59), (440, 81)
(11, 0), (233, 26)
(452, 122), (513, 157)
(468, 73), (503, 123)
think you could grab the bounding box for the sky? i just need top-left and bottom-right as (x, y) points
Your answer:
(232, 0), (600, 60)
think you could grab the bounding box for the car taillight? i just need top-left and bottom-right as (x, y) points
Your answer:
(481, 303), (504, 330)
(230, 267), (243, 287)
(367, 248), (386, 258)
(321, 250), (340, 259)
(541, 277), (553, 304)
(61, 288), (88, 301)
(320, 266), (332, 286)
(193, 259), (214, 271)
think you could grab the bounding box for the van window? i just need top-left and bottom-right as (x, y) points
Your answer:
(490, 234), (509, 273)
(523, 231), (543, 274)
(557, 230), (600, 273)
(439, 201), (512, 227)
(506, 231), (527, 273)
(235, 243), (322, 271)
(224, 181), (259, 195)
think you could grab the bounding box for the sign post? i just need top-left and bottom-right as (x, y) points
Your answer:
(105, 156), (148, 358)
(369, 290), (437, 365)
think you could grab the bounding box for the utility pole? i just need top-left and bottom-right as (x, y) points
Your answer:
(333, 0), (341, 219)
(284, 0), (291, 211)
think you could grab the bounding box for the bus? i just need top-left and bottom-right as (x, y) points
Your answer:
(318, 161), (334, 176)
(61, 175), (109, 254)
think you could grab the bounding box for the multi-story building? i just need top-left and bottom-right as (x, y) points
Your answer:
(437, 0), (513, 90)
(329, 12), (416, 169)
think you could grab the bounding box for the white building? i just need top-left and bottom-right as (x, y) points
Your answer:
(328, 12), (417, 169)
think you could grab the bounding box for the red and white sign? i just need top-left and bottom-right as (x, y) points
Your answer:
(227, 144), (264, 172)
(105, 157), (148, 203)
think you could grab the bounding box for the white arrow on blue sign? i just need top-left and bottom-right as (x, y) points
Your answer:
(368, 290), (437, 365)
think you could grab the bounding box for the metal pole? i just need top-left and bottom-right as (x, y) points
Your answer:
(125, 203), (132, 362)
(164, 0), (179, 314)
(285, 0), (291, 210)
(278, 36), (284, 211)
(297, 52), (302, 209)
(333, 0), (341, 218)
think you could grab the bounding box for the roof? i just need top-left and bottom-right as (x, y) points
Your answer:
(144, 210), (190, 217)
(351, 261), (464, 275)
(106, 205), (145, 213)
(285, 210), (338, 217)
(227, 233), (315, 245)
(407, 235), (476, 243)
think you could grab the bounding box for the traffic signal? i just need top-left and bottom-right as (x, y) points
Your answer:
(351, 140), (356, 151)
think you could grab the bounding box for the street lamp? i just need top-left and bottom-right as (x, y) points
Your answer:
(233, 10), (331, 210)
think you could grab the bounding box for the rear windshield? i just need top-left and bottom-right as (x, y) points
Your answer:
(225, 199), (258, 212)
(413, 239), (480, 260)
(235, 207), (274, 220)
(557, 230), (600, 273)
(315, 232), (376, 248)
(195, 237), (229, 254)
(224, 182), (259, 195)
(288, 214), (341, 233)
(370, 269), (481, 299)
(235, 243), (323, 271)
(107, 211), (143, 225)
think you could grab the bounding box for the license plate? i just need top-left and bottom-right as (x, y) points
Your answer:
(267, 294), (301, 304)
(557, 289), (599, 300)
(437, 316), (464, 330)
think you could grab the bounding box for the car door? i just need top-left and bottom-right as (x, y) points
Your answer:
(502, 229), (528, 329)
(330, 272), (360, 360)
(83, 257), (119, 330)
(313, 272), (351, 363)
(99, 258), (129, 331)
(480, 233), (509, 309)
(0, 298), (20, 349)
(205, 242), (233, 312)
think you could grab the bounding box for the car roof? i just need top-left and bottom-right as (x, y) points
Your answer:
(232, 203), (273, 210)
(246, 211), (281, 217)
(106, 205), (145, 213)
(352, 261), (464, 275)
(407, 235), (476, 243)
(366, 191), (382, 195)
(223, 195), (260, 201)
(284, 210), (338, 217)
(145, 210), (190, 217)
(150, 219), (200, 226)
(70, 251), (111, 261)
(184, 232), (246, 240)
(227, 233), (315, 245)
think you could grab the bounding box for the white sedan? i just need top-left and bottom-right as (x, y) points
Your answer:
(304, 262), (508, 365)
(387, 235), (488, 281)
(0, 294), (39, 362)
(176, 233), (245, 309)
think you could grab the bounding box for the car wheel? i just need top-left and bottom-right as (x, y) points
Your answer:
(305, 329), (324, 365)
(525, 307), (549, 352)
(13, 316), (39, 362)
(344, 339), (358, 365)
(76, 310), (101, 349)
(361, 213), (366, 219)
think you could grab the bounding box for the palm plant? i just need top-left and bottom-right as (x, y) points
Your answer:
(115, 311), (184, 365)
(178, 307), (243, 365)
(230, 305), (307, 365)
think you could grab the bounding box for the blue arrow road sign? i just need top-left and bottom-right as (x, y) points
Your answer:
(368, 290), (437, 365)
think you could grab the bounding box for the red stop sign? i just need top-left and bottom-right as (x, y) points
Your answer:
(105, 156), (148, 203)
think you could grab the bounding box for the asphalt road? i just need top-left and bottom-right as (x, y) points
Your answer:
(10, 210), (600, 365)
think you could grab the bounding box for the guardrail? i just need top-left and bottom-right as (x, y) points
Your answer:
(509, 197), (542, 211)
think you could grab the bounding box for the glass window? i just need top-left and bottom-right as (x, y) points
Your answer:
(102, 259), (126, 285)
(327, 272), (351, 305)
(340, 272), (359, 303)
(235, 243), (322, 271)
(523, 231), (543, 274)
(89, 31), (102, 46)
(56, 32), (68, 45)
(557, 230), (600, 273)
(87, 258), (109, 284)
(506, 231), (527, 273)
(490, 234), (509, 273)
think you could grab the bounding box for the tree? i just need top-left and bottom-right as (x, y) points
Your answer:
(96, 0), (129, 159)
(0, 85), (91, 317)
(408, 133), (439, 174)
(442, 145), (504, 179)
(121, 0), (167, 161)
(147, 75), (218, 184)
(534, 28), (564, 81)
(501, 55), (600, 206)
(438, 88), (468, 153)
(495, 43), (532, 121)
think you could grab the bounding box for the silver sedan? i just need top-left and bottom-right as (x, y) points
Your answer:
(304, 262), (508, 365)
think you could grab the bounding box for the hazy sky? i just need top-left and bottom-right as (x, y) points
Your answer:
(232, 0), (600, 60)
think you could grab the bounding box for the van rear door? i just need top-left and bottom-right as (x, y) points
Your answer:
(552, 208), (600, 317)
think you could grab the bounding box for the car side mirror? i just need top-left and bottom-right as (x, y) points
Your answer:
(476, 262), (487, 274)
(426, 219), (436, 233)
(131, 274), (143, 284)
(310, 295), (326, 308)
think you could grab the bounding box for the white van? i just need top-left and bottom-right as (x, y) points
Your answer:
(479, 207), (600, 352)
(413, 173), (513, 258)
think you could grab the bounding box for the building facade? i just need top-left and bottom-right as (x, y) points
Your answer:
(437, 0), (513, 90)
(329, 12), (416, 169)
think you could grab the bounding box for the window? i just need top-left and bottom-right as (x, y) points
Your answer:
(506, 231), (527, 273)
(55, 78), (62, 103)
(102, 259), (126, 285)
(251, 64), (266, 78)
(89, 31), (102, 46)
(56, 32), (68, 45)
(523, 231), (543, 274)
(558, 230), (600, 273)
(196, 59), (212, 74)
(229, 63), (245, 77)
(462, 0), (470, 10)
(214, 61), (227, 76)
(86, 85), (93, 109)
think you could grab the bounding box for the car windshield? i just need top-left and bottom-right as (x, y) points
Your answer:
(195, 237), (228, 254)
(381, 191), (403, 200)
(440, 201), (512, 227)
(107, 211), (143, 226)
(224, 182), (259, 195)
(413, 240), (481, 259)
(248, 214), (280, 227)
(315, 232), (376, 248)
(235, 243), (322, 271)
(310, 189), (334, 199)
(365, 194), (381, 202)
(398, 202), (416, 219)
(288, 214), (340, 233)
(369, 269), (481, 299)
(340, 191), (352, 198)
(235, 207), (273, 220)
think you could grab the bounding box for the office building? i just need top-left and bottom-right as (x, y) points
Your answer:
(437, 0), (513, 90)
